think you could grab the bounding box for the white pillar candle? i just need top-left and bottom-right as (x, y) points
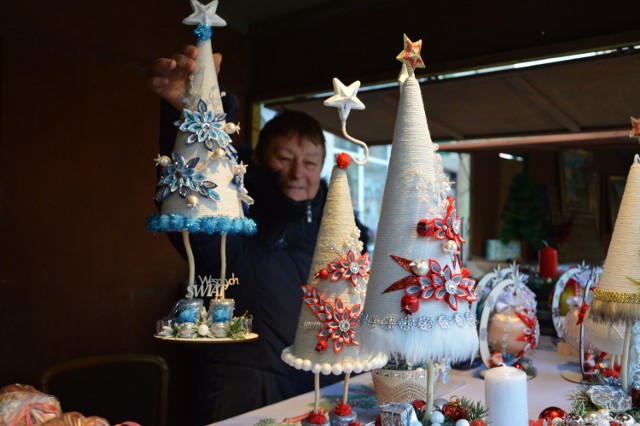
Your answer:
(485, 365), (528, 426)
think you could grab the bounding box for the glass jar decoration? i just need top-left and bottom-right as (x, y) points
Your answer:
(169, 298), (203, 324)
(209, 298), (235, 323)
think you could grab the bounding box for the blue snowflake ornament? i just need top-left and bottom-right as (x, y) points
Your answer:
(156, 152), (220, 202)
(176, 100), (232, 151)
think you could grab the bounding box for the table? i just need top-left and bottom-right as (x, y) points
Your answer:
(212, 336), (580, 425)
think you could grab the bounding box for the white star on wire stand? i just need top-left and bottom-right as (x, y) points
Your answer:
(323, 78), (365, 121)
(183, 0), (227, 27)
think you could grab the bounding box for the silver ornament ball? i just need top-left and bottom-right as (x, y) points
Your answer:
(551, 418), (566, 426)
(564, 413), (584, 426)
(432, 398), (448, 410)
(583, 411), (599, 425)
(616, 413), (635, 426)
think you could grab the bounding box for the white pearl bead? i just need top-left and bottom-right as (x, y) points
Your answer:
(186, 195), (199, 208)
(213, 148), (226, 159)
(456, 420), (470, 426)
(411, 259), (429, 275)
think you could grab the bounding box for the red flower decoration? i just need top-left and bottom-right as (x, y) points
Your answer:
(302, 285), (361, 353)
(432, 197), (465, 246)
(429, 259), (478, 310)
(445, 196), (465, 245)
(328, 250), (370, 288)
(384, 255), (477, 312)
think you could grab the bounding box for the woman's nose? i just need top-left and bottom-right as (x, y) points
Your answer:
(289, 159), (304, 178)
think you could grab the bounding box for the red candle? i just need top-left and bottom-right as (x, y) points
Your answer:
(539, 244), (558, 280)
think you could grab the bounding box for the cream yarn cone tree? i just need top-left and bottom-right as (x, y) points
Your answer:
(282, 79), (386, 424)
(359, 35), (478, 408)
(147, 0), (256, 298)
(589, 140), (640, 390)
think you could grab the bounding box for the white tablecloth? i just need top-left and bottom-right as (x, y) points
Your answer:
(212, 336), (579, 425)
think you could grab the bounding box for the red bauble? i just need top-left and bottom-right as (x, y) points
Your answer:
(316, 269), (329, 279)
(315, 340), (328, 352)
(538, 406), (567, 422)
(470, 420), (487, 426)
(411, 399), (426, 412)
(401, 295), (420, 315)
(416, 219), (435, 237)
(336, 152), (351, 169)
(442, 401), (468, 421)
(513, 362), (525, 371)
(348, 422), (363, 426)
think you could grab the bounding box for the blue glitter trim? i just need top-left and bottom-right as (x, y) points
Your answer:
(146, 214), (257, 236)
(194, 24), (212, 41)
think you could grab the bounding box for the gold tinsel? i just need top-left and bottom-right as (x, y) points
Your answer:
(593, 289), (640, 304)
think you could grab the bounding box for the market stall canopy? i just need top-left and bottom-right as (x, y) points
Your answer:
(217, 0), (640, 150)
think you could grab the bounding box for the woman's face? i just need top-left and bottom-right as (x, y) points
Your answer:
(261, 133), (324, 201)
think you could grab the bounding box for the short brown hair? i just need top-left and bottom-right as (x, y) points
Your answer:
(254, 110), (326, 164)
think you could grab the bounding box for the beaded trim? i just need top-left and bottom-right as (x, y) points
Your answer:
(371, 368), (427, 380)
(359, 310), (476, 332)
(147, 214), (257, 236)
(593, 289), (640, 304)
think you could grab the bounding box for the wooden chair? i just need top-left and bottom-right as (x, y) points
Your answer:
(41, 354), (169, 426)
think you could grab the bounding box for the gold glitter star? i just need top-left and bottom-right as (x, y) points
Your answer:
(396, 34), (425, 76)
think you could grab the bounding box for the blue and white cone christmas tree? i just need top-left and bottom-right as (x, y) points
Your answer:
(148, 0), (256, 320)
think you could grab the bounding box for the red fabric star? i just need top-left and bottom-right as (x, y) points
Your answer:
(631, 117), (640, 142)
(396, 34), (425, 75)
(515, 308), (539, 357)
